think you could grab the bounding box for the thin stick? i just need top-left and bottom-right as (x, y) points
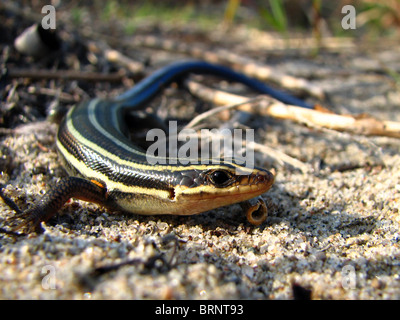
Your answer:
(174, 130), (311, 173)
(7, 68), (126, 82)
(184, 96), (262, 129)
(87, 40), (145, 74)
(249, 141), (312, 173)
(185, 80), (400, 138)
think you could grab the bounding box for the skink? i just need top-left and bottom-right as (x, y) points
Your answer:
(4, 61), (314, 233)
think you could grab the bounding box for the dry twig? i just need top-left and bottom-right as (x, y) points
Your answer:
(87, 41), (145, 74)
(183, 97), (262, 129)
(185, 80), (400, 138)
(6, 68), (126, 82)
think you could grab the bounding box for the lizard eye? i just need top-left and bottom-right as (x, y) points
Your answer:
(208, 170), (233, 188)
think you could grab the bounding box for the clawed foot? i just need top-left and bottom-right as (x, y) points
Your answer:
(0, 185), (44, 235)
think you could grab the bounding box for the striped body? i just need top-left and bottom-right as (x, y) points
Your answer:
(7, 61), (315, 233)
(55, 61), (292, 217)
(57, 98), (274, 216)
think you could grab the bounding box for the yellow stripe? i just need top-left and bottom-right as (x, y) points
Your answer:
(57, 137), (261, 215)
(56, 139), (173, 199)
(65, 106), (254, 175)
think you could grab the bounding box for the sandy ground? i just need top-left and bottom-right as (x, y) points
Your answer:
(1, 5), (400, 300)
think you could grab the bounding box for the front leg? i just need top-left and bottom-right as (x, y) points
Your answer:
(1, 177), (108, 234)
